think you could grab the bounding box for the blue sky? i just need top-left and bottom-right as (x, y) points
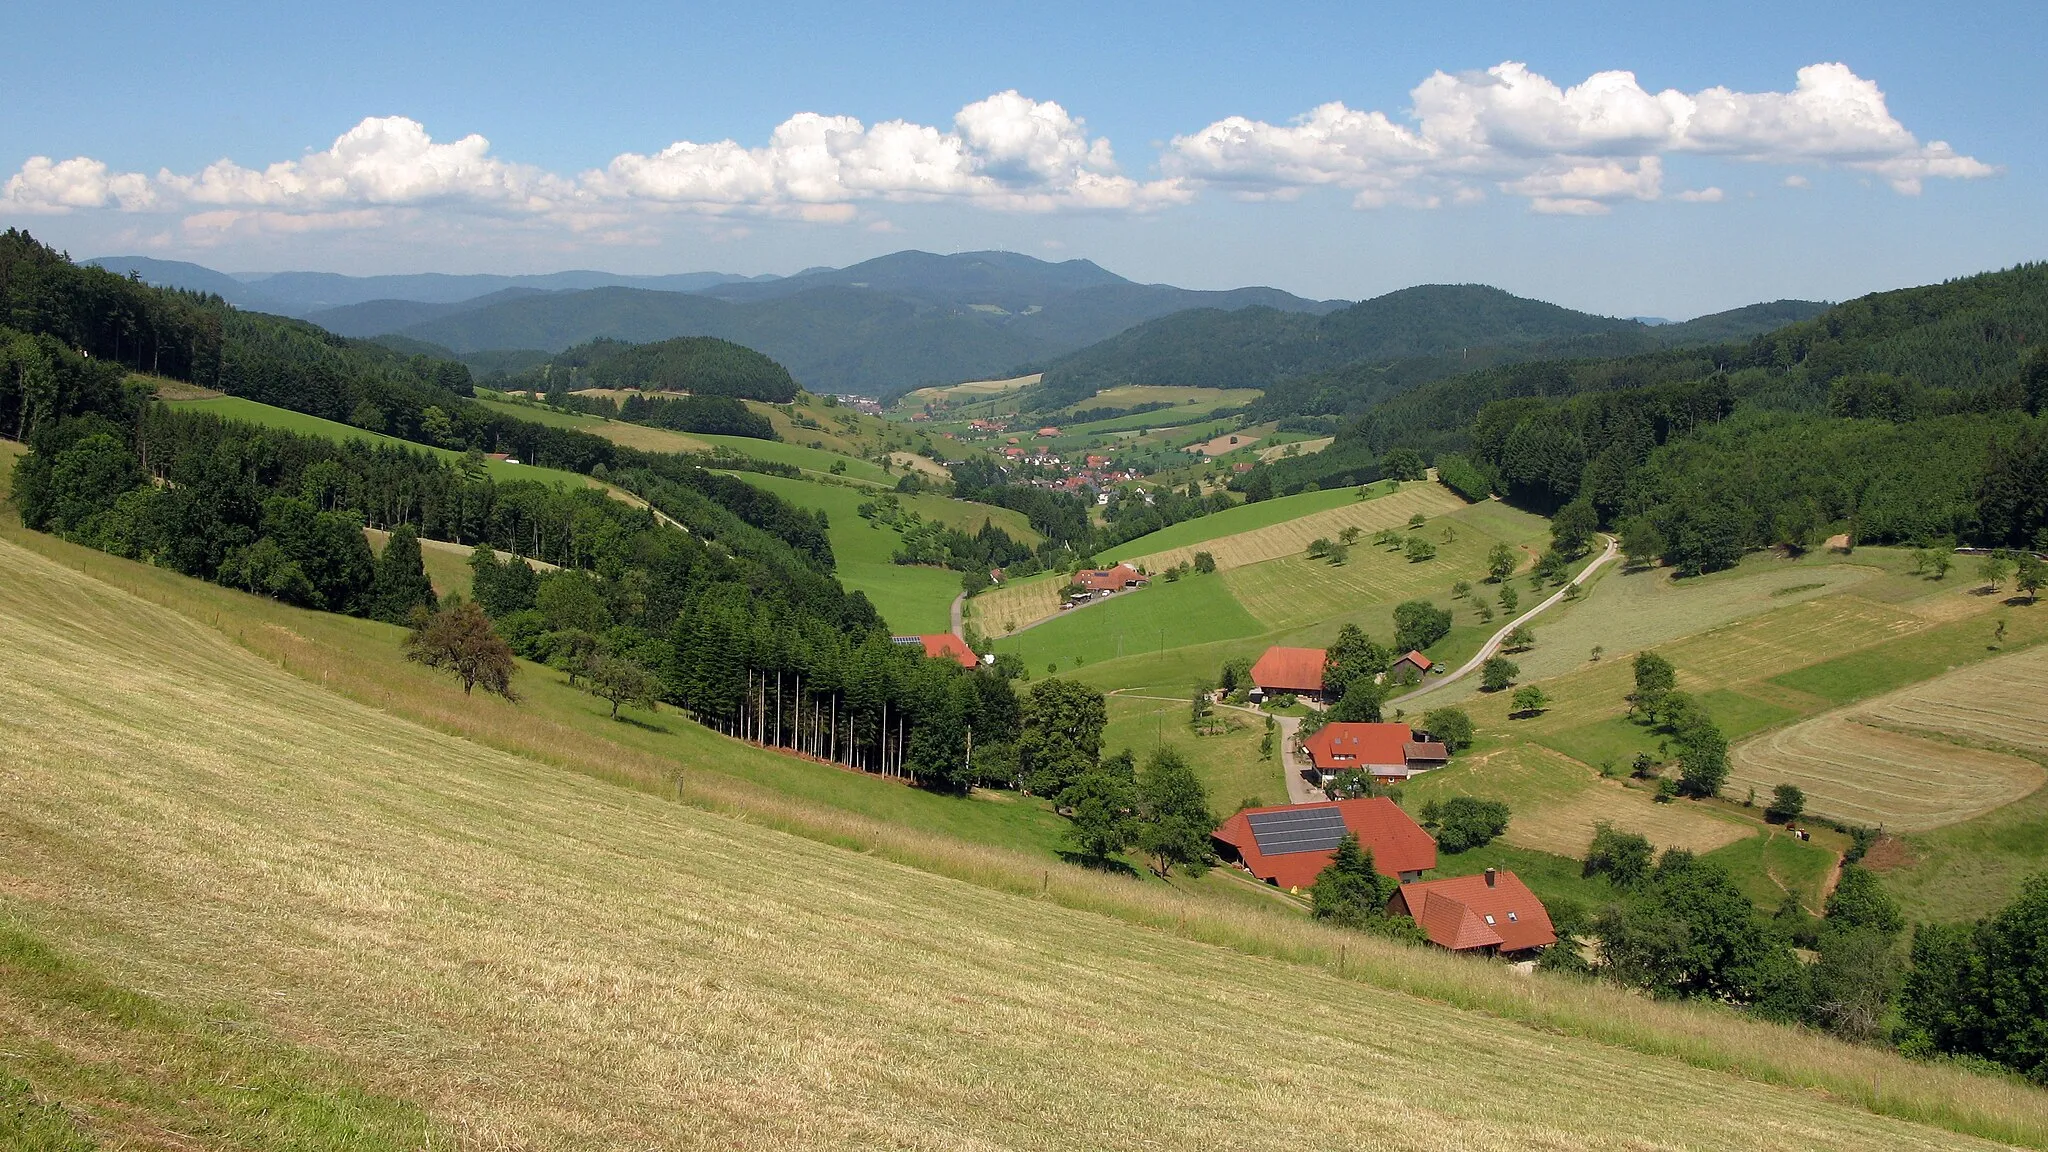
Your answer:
(4, 0), (2040, 318)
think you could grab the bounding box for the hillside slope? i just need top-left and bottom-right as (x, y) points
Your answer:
(1033, 285), (1825, 412)
(0, 533), (2031, 1150)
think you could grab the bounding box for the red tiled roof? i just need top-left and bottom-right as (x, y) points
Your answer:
(915, 634), (979, 668)
(1302, 722), (1413, 771)
(1250, 646), (1326, 694)
(1211, 798), (1437, 890)
(1391, 871), (1556, 953)
(1074, 564), (1146, 592)
(1395, 650), (1432, 671)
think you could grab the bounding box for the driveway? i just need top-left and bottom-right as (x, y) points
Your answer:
(1390, 534), (1619, 709)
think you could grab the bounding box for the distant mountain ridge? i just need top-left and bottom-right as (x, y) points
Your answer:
(84, 256), (776, 316)
(1033, 286), (1828, 413)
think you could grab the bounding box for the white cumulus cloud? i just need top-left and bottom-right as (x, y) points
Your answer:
(0, 65), (1990, 238)
(1167, 61), (1992, 211)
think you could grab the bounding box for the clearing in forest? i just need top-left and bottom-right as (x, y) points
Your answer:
(4, 536), (2014, 1150)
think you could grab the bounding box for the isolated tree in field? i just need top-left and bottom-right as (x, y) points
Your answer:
(1630, 651), (1677, 721)
(1487, 543), (1518, 582)
(1421, 707), (1474, 752)
(1310, 834), (1397, 926)
(368, 525), (437, 624)
(1480, 656), (1518, 692)
(1192, 551), (1216, 574)
(1306, 537), (1332, 559)
(1475, 603), (1494, 624)
(1421, 797), (1511, 853)
(1136, 747), (1215, 877)
(1374, 527), (1403, 548)
(1338, 526), (1363, 546)
(1059, 750), (1139, 864)
(1551, 498), (1597, 558)
(1765, 783), (1806, 823)
(1018, 677), (1107, 796)
(1497, 585), (1519, 613)
(1929, 550), (1954, 580)
(1451, 579), (1472, 599)
(405, 601), (518, 699)
(1675, 717), (1730, 798)
(1392, 599), (1452, 652)
(2018, 553), (2047, 602)
(1978, 551), (2014, 592)
(587, 654), (659, 718)
(1404, 535), (1437, 562)
(1510, 685), (1548, 717)
(1583, 823), (1653, 887)
(1407, 513), (1427, 530)
(1327, 542), (1350, 566)
(1503, 625), (1534, 652)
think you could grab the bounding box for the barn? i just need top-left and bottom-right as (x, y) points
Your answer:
(1211, 798), (1437, 890)
(1248, 646), (1327, 703)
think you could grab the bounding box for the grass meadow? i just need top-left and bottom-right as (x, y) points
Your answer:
(170, 395), (595, 488)
(7, 523), (2048, 1149)
(726, 470), (1035, 634)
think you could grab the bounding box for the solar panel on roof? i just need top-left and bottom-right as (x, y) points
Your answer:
(1246, 806), (1349, 855)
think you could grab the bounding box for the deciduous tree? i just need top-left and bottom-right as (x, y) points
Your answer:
(405, 601), (518, 699)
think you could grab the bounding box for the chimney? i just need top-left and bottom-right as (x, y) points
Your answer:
(1484, 867), (1497, 888)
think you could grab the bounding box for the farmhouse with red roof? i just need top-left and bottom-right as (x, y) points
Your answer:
(1248, 646), (1327, 702)
(1072, 564), (1148, 594)
(1301, 722), (1449, 782)
(1211, 798), (1436, 890)
(892, 634), (979, 669)
(1389, 869), (1555, 957)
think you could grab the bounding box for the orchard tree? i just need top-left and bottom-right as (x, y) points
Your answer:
(405, 601), (518, 699)
(1137, 747), (1215, 877)
(587, 654), (659, 718)
(1059, 750), (1139, 865)
(1510, 685), (1549, 717)
(1584, 823), (1653, 887)
(1420, 707), (1474, 752)
(1631, 651), (1677, 721)
(1487, 542), (1518, 582)
(1480, 656), (1518, 692)
(1421, 797), (1511, 853)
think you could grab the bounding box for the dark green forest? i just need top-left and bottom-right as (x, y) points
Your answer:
(1244, 264), (2048, 565)
(1030, 284), (1822, 413)
(506, 335), (799, 402)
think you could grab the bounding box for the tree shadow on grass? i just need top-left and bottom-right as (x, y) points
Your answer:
(1056, 851), (1140, 878)
(611, 713), (672, 733)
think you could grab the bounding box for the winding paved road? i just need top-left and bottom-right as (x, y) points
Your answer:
(1389, 534), (1619, 709)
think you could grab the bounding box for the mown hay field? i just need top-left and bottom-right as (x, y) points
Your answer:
(1730, 645), (2048, 831)
(9, 538), (2029, 1151)
(1223, 501), (1546, 633)
(1127, 483), (1465, 575)
(969, 571), (1066, 635)
(1402, 744), (1752, 860)
(1731, 715), (2043, 831)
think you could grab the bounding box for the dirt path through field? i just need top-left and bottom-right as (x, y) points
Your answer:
(1391, 534), (1618, 707)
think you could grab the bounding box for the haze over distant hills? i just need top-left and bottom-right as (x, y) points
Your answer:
(89, 248), (1819, 400)
(83, 255), (776, 315)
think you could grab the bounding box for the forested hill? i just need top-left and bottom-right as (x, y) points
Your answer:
(506, 336), (800, 402)
(1030, 284), (1822, 412)
(1248, 262), (2048, 570)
